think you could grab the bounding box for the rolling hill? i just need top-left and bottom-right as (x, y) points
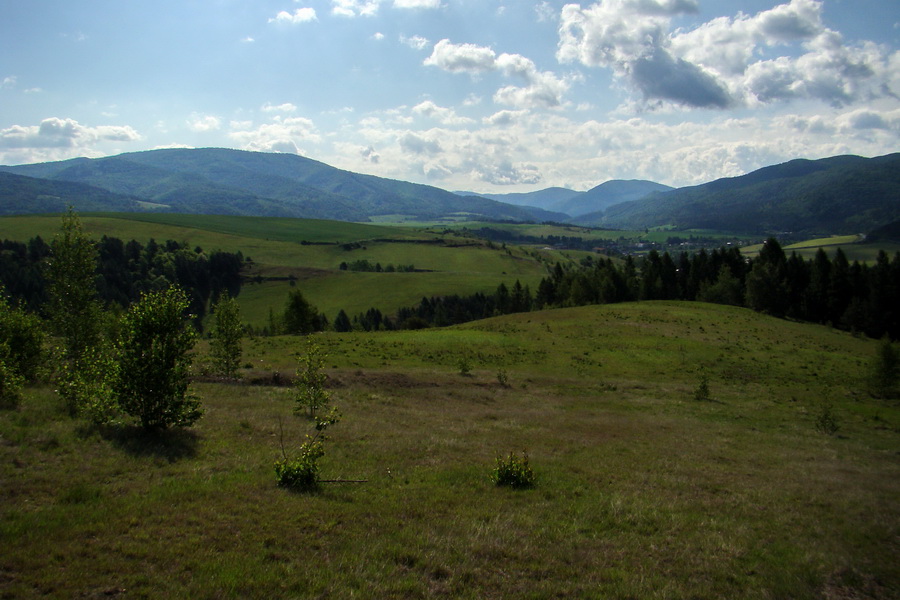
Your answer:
(0, 148), (565, 223)
(579, 153), (900, 234)
(458, 179), (673, 218)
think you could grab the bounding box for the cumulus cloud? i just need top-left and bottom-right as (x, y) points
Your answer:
(1, 76), (16, 89)
(332, 0), (381, 17)
(559, 0), (898, 110)
(425, 39), (571, 109)
(0, 117), (141, 164)
(393, 0), (440, 8)
(424, 39), (497, 74)
(262, 102), (298, 113)
(269, 7), (317, 23)
(411, 100), (474, 125)
(557, 0), (731, 108)
(399, 131), (442, 155)
(229, 116), (321, 154)
(400, 34), (430, 50)
(187, 114), (222, 132)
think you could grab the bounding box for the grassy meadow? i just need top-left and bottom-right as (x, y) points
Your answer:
(0, 214), (580, 326)
(2, 301), (898, 598)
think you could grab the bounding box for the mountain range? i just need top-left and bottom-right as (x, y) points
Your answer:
(458, 180), (673, 217)
(0, 148), (565, 223)
(1, 148), (898, 235)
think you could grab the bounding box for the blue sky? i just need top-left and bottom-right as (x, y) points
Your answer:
(1, 0), (898, 192)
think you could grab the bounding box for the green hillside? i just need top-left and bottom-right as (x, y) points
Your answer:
(2, 302), (897, 598)
(586, 153), (900, 234)
(0, 213), (570, 325)
(0, 148), (562, 223)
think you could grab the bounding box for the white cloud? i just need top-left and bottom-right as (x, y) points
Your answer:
(411, 100), (474, 125)
(372, 32), (385, 41)
(1, 76), (17, 89)
(424, 39), (497, 74)
(187, 114), (222, 132)
(400, 34), (430, 50)
(559, 0), (898, 111)
(332, 0), (381, 17)
(425, 39), (570, 109)
(535, 1), (556, 23)
(228, 116), (321, 154)
(393, 0), (440, 8)
(262, 102), (298, 113)
(269, 7), (317, 23)
(241, 36), (255, 43)
(0, 117), (141, 164)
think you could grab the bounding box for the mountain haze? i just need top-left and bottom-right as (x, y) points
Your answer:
(578, 153), (900, 234)
(0, 148), (564, 223)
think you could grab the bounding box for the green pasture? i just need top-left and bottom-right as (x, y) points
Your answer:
(3, 302), (897, 598)
(743, 234), (900, 262)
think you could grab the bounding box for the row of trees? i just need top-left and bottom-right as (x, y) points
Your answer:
(333, 240), (900, 340)
(0, 209), (245, 429)
(0, 233), (244, 325)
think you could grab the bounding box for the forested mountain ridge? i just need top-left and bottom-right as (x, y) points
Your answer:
(0, 148), (564, 223)
(0, 171), (143, 215)
(580, 153), (900, 234)
(457, 179), (673, 217)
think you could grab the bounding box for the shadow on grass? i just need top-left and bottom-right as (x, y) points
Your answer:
(97, 424), (200, 462)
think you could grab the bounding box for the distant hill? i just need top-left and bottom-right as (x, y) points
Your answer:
(0, 171), (143, 215)
(458, 180), (672, 217)
(577, 153), (900, 234)
(555, 180), (673, 217)
(0, 148), (565, 223)
(456, 187), (580, 211)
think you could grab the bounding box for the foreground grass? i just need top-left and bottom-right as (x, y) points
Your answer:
(2, 302), (899, 598)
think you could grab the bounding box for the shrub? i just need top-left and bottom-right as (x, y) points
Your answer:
(275, 439), (325, 491)
(869, 337), (898, 399)
(693, 373), (711, 402)
(0, 347), (24, 409)
(492, 450), (536, 489)
(815, 403), (840, 436)
(209, 294), (243, 379)
(275, 408), (341, 492)
(114, 286), (201, 430)
(457, 356), (473, 377)
(497, 368), (510, 388)
(58, 343), (118, 425)
(294, 338), (330, 419)
(0, 293), (44, 382)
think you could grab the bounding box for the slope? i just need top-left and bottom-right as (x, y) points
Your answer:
(583, 153), (900, 234)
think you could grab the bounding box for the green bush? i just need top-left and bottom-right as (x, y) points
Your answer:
(815, 403), (840, 436)
(492, 450), (536, 489)
(693, 373), (712, 402)
(275, 439), (325, 491)
(0, 347), (24, 409)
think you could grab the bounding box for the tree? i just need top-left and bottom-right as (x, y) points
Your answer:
(45, 208), (102, 360)
(745, 238), (788, 317)
(870, 337), (899, 398)
(209, 293), (243, 378)
(0, 291), (44, 382)
(294, 337), (330, 419)
(283, 289), (320, 335)
(114, 286), (202, 430)
(333, 309), (352, 332)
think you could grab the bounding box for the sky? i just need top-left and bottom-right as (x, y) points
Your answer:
(1, 0), (898, 193)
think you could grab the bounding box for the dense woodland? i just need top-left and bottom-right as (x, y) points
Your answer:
(348, 240), (900, 340)
(0, 235), (243, 324)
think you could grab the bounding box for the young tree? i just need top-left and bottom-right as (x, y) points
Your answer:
(114, 286), (202, 430)
(870, 337), (899, 398)
(294, 337), (330, 419)
(0, 291), (44, 382)
(45, 208), (102, 360)
(209, 293), (243, 378)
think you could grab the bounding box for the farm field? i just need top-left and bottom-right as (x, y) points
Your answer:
(0, 214), (579, 327)
(2, 301), (898, 599)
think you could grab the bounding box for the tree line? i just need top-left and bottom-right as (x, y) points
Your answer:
(0, 233), (244, 325)
(331, 239), (900, 340)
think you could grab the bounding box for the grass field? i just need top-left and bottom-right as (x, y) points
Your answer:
(2, 301), (898, 598)
(0, 214), (573, 326)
